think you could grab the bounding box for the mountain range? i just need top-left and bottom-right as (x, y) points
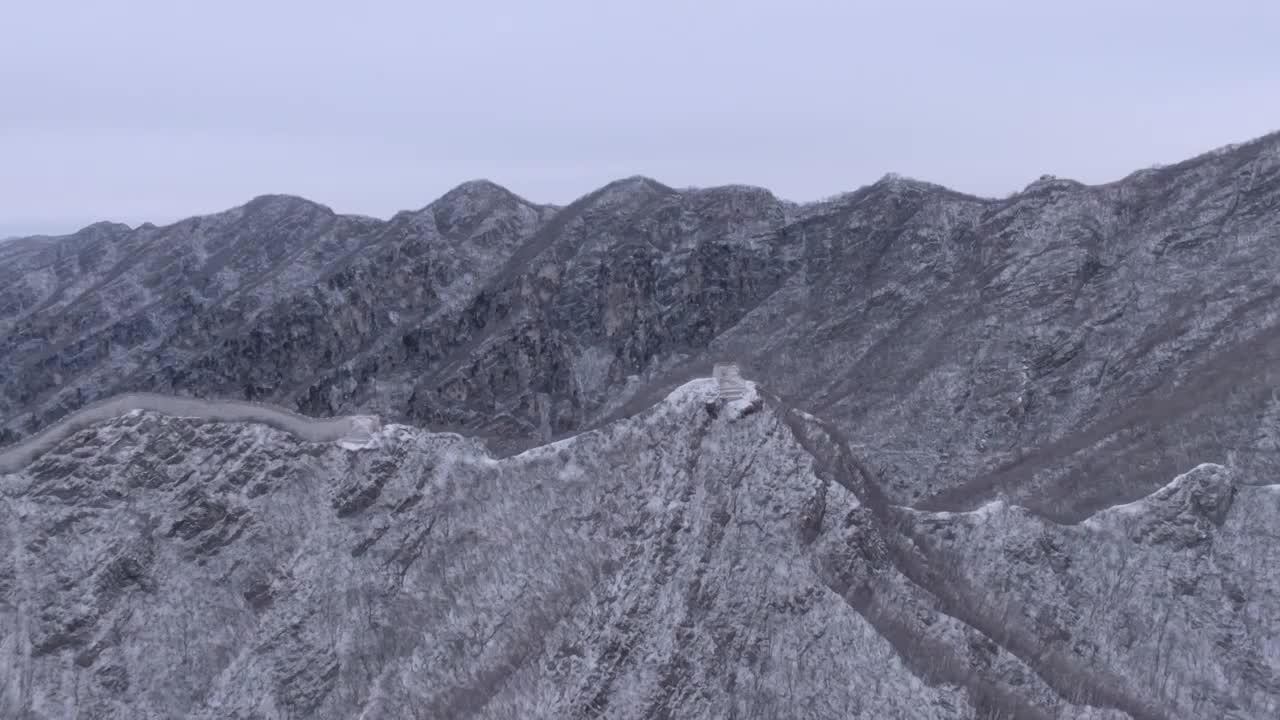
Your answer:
(2, 132), (1279, 718)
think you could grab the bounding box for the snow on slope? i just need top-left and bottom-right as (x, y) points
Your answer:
(1, 378), (1277, 718)
(0, 379), (972, 719)
(906, 462), (1280, 718)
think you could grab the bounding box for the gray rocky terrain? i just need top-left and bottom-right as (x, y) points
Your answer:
(4, 134), (1280, 519)
(1, 131), (1279, 717)
(3, 380), (1276, 718)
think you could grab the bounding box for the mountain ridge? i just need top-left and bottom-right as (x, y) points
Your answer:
(15, 128), (1275, 244)
(3, 373), (1276, 717)
(2, 130), (1279, 520)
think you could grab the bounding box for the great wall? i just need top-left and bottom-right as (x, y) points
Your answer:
(0, 393), (380, 474)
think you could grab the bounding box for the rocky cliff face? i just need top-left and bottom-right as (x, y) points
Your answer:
(1, 381), (1275, 718)
(0, 182), (554, 441)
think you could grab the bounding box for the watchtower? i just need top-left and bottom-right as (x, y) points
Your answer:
(713, 362), (746, 402)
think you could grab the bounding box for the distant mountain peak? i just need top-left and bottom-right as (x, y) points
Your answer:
(872, 172), (950, 194)
(75, 220), (134, 235)
(692, 183), (783, 204)
(241, 193), (333, 216)
(582, 175), (678, 211)
(1022, 174), (1086, 194)
(602, 175), (674, 195)
(447, 178), (509, 195)
(433, 179), (526, 208)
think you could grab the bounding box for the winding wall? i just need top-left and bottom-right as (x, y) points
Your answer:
(0, 393), (370, 474)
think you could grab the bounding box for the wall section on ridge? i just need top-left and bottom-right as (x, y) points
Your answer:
(0, 392), (371, 474)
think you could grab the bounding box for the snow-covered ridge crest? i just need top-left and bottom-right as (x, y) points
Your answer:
(916, 461), (1261, 530)
(0, 393), (380, 474)
(509, 373), (762, 463)
(114, 375), (753, 473)
(0, 371), (760, 475)
(1086, 462), (1231, 519)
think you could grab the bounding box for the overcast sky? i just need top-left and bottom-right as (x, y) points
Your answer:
(3, 0), (1278, 237)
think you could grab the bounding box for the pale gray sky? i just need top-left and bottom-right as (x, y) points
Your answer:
(3, 0), (1278, 237)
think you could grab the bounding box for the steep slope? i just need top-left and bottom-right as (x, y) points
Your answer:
(751, 140), (1280, 518)
(404, 133), (1280, 517)
(0, 381), (949, 719)
(904, 463), (1280, 718)
(0, 183), (554, 440)
(2, 379), (1275, 718)
(397, 179), (801, 441)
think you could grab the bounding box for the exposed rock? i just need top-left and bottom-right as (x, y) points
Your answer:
(2, 381), (1276, 717)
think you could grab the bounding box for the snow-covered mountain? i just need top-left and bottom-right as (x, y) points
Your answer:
(3, 131), (1280, 717)
(2, 378), (1275, 718)
(5, 134), (1280, 520)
